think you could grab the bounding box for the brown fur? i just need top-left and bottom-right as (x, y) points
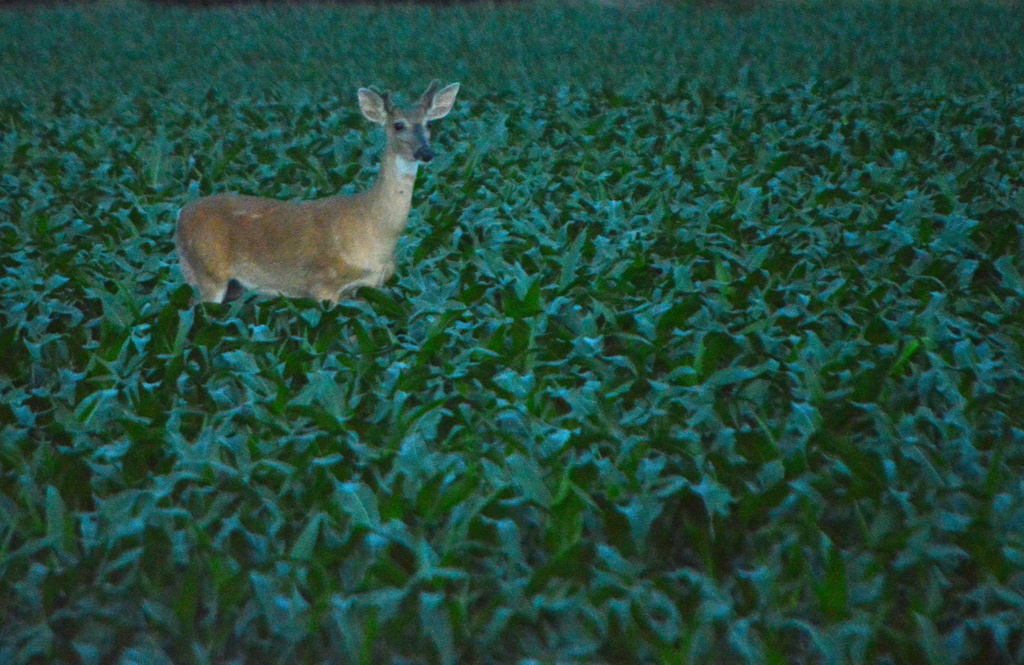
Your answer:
(175, 81), (460, 305)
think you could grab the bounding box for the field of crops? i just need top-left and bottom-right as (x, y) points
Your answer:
(3, 1), (1024, 663)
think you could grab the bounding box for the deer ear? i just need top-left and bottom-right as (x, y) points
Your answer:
(424, 83), (460, 121)
(358, 88), (387, 124)
(418, 80), (441, 108)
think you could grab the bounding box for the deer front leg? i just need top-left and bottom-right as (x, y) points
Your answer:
(306, 263), (377, 305)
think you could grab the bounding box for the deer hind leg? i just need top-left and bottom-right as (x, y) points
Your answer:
(177, 246), (232, 303)
(179, 203), (250, 303)
(194, 271), (231, 303)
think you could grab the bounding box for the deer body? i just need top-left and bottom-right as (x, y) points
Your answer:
(175, 81), (460, 305)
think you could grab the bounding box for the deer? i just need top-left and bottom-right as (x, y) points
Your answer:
(175, 81), (460, 305)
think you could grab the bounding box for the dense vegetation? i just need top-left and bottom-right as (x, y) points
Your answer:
(2, 1), (1024, 663)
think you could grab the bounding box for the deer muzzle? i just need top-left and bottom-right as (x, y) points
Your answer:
(413, 145), (435, 163)
(412, 126), (434, 163)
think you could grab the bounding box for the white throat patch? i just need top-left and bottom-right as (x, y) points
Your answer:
(395, 155), (420, 179)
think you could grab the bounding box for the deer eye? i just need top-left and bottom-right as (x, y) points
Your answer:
(392, 120), (407, 132)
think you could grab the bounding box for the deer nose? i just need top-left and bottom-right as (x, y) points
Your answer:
(413, 146), (435, 163)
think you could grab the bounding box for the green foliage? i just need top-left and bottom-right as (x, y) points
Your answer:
(3, 2), (1024, 664)
(1, 0), (1023, 103)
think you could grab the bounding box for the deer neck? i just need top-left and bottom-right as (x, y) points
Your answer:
(365, 145), (419, 237)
